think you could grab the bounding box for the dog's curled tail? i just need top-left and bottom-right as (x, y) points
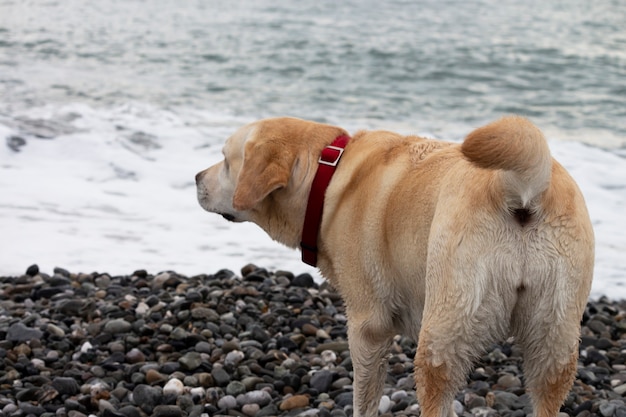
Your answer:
(461, 116), (552, 209)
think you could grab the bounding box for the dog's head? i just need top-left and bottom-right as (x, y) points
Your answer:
(196, 117), (347, 247)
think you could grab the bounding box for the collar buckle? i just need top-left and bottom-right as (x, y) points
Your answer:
(318, 145), (345, 167)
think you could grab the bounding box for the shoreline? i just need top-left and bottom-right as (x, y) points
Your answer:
(1, 265), (625, 417)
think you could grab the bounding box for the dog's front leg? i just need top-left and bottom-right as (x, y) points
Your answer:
(347, 316), (394, 417)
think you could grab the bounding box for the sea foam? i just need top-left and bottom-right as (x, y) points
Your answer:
(1, 103), (624, 299)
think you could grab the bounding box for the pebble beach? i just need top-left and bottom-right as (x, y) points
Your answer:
(1, 265), (625, 417)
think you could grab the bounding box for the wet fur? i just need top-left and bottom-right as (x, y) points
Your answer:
(196, 116), (594, 417)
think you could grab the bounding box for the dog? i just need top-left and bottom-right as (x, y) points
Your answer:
(196, 116), (594, 417)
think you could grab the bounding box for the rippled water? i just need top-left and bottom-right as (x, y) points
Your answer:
(1, 0), (626, 297)
(2, 0), (625, 145)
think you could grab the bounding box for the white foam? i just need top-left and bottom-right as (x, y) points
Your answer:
(1, 103), (625, 299)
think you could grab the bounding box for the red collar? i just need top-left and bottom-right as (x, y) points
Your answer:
(300, 134), (351, 266)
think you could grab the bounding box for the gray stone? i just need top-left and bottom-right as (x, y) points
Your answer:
(52, 377), (80, 396)
(330, 409), (348, 417)
(494, 391), (524, 410)
(194, 341), (213, 354)
(103, 319), (132, 334)
(292, 273), (315, 288)
(257, 404), (280, 417)
(249, 324), (271, 343)
(334, 392), (353, 407)
(179, 352), (203, 371)
(390, 390), (408, 402)
(226, 380), (247, 396)
(212, 367), (231, 386)
(310, 370), (334, 393)
(600, 401), (617, 417)
(152, 405), (184, 417)
(118, 405), (142, 417)
(466, 394), (486, 409)
(7, 322), (43, 342)
(241, 376), (265, 391)
(217, 395), (237, 410)
(497, 373), (522, 389)
(132, 384), (161, 413)
(453, 400), (464, 415)
(191, 307), (219, 321)
(19, 402), (46, 415)
(94, 275), (111, 289)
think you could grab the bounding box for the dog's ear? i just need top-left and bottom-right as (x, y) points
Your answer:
(232, 141), (294, 211)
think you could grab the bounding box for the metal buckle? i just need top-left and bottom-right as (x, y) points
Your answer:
(318, 146), (344, 167)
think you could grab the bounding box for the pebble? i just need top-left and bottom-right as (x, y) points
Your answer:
(310, 369), (334, 392)
(1, 266), (625, 417)
(179, 351), (203, 370)
(237, 390), (273, 407)
(242, 403), (261, 416)
(217, 395), (238, 410)
(132, 384), (161, 413)
(47, 323), (66, 337)
(226, 380), (247, 396)
(6, 322), (44, 342)
(280, 394), (310, 411)
(211, 366), (231, 386)
(145, 368), (167, 384)
(52, 376), (80, 396)
(152, 405), (184, 417)
(163, 378), (185, 396)
(378, 395), (391, 414)
(497, 373), (522, 388)
(104, 319), (132, 334)
(125, 347), (145, 364)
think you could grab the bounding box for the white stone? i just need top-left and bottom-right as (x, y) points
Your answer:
(453, 399), (464, 415)
(163, 378), (184, 396)
(391, 390), (408, 402)
(321, 350), (336, 365)
(135, 301), (149, 315)
(378, 395), (391, 414)
(613, 383), (626, 395)
(225, 350), (245, 367)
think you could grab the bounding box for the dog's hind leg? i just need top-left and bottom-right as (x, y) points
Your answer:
(511, 282), (585, 417)
(525, 347), (578, 417)
(414, 289), (513, 417)
(414, 304), (507, 417)
(347, 309), (394, 417)
(414, 235), (518, 417)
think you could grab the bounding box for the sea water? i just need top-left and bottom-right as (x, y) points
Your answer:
(1, 0), (625, 298)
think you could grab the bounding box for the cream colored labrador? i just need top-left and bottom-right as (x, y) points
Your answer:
(196, 116), (594, 417)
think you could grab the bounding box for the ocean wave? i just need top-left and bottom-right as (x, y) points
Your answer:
(0, 101), (625, 298)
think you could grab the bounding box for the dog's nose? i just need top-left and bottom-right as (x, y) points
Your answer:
(195, 170), (206, 184)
